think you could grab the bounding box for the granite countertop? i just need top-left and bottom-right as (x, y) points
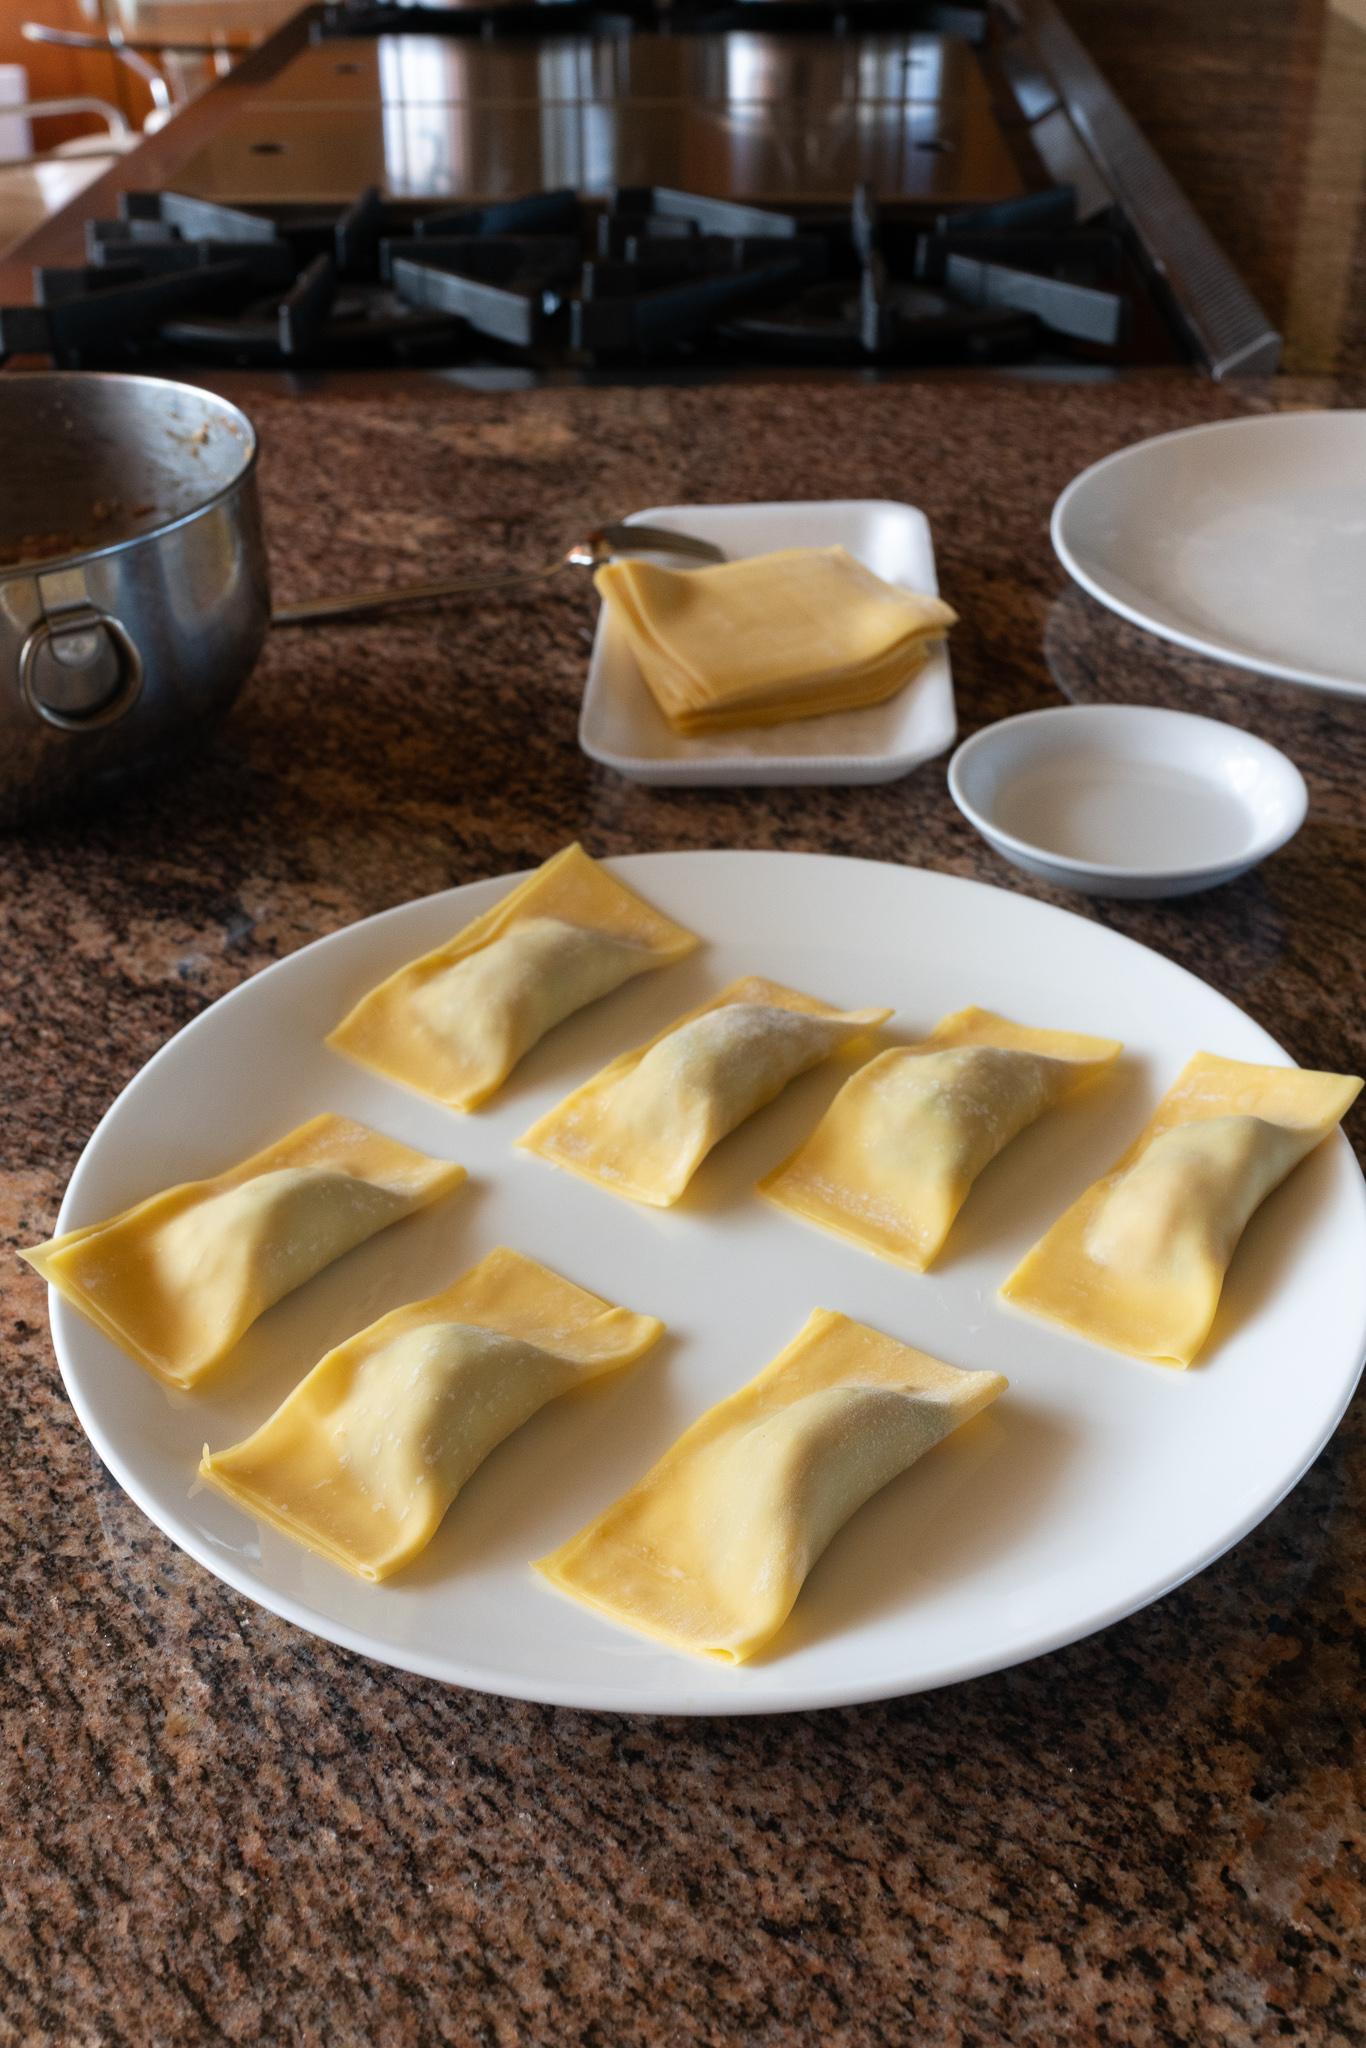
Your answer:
(4, 8), (1366, 2043)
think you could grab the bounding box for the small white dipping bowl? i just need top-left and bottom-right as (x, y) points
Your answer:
(947, 704), (1307, 898)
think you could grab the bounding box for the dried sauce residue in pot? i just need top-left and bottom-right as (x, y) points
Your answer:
(0, 499), (160, 570)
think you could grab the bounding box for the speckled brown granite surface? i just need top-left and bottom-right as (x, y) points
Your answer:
(3, 368), (1363, 2048)
(6, 0), (1366, 2024)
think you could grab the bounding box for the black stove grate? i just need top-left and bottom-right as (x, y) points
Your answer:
(0, 181), (1168, 373)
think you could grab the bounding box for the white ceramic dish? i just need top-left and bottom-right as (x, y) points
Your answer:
(948, 704), (1307, 899)
(578, 500), (956, 784)
(42, 853), (1366, 1716)
(1052, 412), (1366, 702)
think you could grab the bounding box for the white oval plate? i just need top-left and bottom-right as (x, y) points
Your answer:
(1052, 412), (1366, 701)
(45, 853), (1366, 1715)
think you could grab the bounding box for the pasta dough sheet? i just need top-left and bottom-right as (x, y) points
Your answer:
(23, 1115), (466, 1391)
(519, 975), (891, 1207)
(200, 1246), (664, 1581)
(761, 1006), (1122, 1270)
(1001, 1052), (1361, 1365)
(327, 842), (699, 1112)
(595, 546), (957, 734)
(538, 1308), (1007, 1663)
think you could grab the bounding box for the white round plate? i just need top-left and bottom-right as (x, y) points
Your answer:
(46, 853), (1366, 1715)
(948, 704), (1307, 899)
(1052, 412), (1366, 701)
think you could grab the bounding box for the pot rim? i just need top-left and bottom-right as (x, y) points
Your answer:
(0, 369), (261, 581)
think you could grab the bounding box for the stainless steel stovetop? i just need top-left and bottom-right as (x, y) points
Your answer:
(0, 0), (1282, 379)
(177, 20), (1026, 210)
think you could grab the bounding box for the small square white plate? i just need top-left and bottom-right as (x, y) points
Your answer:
(578, 499), (957, 786)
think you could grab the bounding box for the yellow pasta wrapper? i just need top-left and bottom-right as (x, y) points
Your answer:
(23, 1115), (466, 1391)
(200, 1246), (663, 1581)
(761, 1006), (1122, 1270)
(1002, 1052), (1361, 1365)
(519, 975), (891, 1207)
(538, 1308), (1006, 1663)
(595, 546), (957, 734)
(328, 842), (699, 1111)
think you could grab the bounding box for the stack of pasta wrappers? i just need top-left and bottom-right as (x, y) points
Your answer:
(594, 544), (958, 735)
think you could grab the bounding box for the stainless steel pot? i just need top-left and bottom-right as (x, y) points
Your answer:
(0, 372), (269, 823)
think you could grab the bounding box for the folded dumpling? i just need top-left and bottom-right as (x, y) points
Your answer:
(23, 1115), (466, 1391)
(595, 546), (957, 734)
(761, 1006), (1122, 1270)
(1001, 1052), (1361, 1365)
(518, 976), (891, 1207)
(327, 842), (699, 1112)
(538, 1308), (1007, 1662)
(200, 1247), (663, 1582)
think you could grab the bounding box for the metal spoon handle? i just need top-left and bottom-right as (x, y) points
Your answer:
(587, 523), (722, 562)
(270, 522), (723, 628)
(271, 561), (562, 627)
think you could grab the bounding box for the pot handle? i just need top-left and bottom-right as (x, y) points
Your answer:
(20, 579), (143, 732)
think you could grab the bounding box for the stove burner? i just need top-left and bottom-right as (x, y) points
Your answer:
(0, 181), (1161, 373)
(387, 188), (825, 356)
(723, 277), (1038, 364)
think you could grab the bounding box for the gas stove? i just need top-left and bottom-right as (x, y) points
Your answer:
(3, 179), (1181, 373)
(0, 0), (1280, 379)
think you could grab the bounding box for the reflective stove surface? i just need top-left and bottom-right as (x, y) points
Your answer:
(248, 30), (994, 107)
(171, 31), (1027, 205)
